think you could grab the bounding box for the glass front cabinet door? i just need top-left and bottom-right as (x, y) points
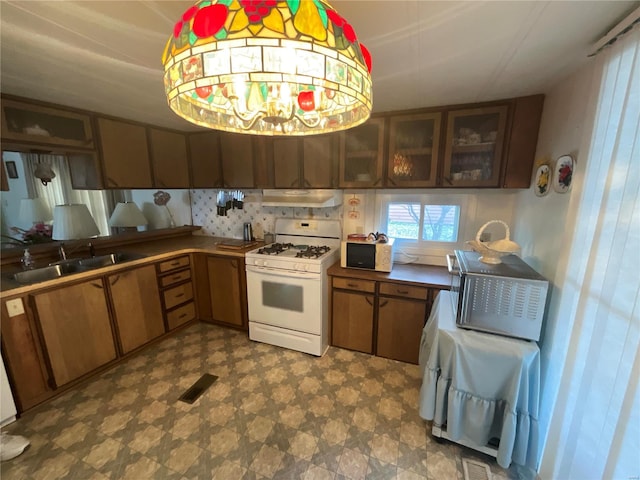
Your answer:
(339, 117), (385, 188)
(442, 106), (508, 187)
(387, 112), (441, 187)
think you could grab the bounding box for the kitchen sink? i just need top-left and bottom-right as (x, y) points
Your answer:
(12, 251), (147, 285)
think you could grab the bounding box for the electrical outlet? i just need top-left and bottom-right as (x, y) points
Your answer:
(5, 298), (25, 317)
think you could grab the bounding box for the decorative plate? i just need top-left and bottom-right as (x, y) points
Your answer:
(553, 155), (574, 193)
(534, 164), (551, 197)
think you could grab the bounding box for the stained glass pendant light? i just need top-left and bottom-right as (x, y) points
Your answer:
(162, 0), (372, 135)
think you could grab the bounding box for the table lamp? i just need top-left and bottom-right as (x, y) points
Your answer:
(18, 198), (52, 225)
(108, 202), (148, 234)
(52, 204), (100, 240)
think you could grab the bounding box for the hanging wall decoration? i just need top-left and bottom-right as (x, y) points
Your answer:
(552, 155), (575, 193)
(534, 163), (551, 197)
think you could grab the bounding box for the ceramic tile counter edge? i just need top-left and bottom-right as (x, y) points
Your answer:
(1, 235), (262, 298)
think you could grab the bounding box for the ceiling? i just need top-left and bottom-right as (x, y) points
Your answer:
(1, 1), (637, 132)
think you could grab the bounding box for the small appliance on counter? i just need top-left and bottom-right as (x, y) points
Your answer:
(341, 232), (395, 272)
(447, 250), (549, 341)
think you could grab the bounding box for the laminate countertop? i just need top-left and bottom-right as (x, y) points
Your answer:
(328, 261), (451, 289)
(1, 234), (261, 298)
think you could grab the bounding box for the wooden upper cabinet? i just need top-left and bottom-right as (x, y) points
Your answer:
(1, 97), (94, 150)
(340, 117), (385, 188)
(96, 117), (153, 188)
(148, 127), (190, 188)
(189, 131), (223, 188)
(220, 133), (255, 188)
(302, 134), (337, 188)
(273, 135), (337, 188)
(273, 138), (301, 188)
(501, 94), (545, 188)
(387, 112), (441, 187)
(441, 105), (508, 187)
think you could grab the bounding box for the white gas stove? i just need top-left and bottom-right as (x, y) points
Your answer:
(245, 218), (341, 356)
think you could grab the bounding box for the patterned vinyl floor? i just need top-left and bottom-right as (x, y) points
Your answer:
(1, 322), (524, 479)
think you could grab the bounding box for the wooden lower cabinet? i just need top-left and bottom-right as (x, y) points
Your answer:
(206, 255), (246, 328)
(108, 265), (164, 354)
(32, 279), (117, 387)
(331, 290), (374, 353)
(1, 295), (53, 411)
(377, 297), (428, 364)
(331, 273), (441, 364)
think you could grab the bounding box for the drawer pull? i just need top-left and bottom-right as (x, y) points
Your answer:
(396, 289), (409, 294)
(170, 261), (180, 267)
(179, 313), (187, 319)
(175, 293), (185, 298)
(347, 282), (358, 288)
(172, 275), (182, 281)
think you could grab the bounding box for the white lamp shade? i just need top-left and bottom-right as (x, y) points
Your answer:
(109, 202), (148, 228)
(52, 204), (100, 240)
(18, 198), (52, 224)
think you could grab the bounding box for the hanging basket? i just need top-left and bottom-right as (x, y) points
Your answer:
(466, 220), (521, 264)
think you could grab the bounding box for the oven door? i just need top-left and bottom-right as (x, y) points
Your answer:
(246, 264), (322, 334)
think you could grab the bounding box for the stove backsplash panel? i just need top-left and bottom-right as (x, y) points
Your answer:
(190, 190), (343, 240)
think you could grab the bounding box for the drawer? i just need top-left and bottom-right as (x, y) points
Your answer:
(163, 282), (193, 310)
(333, 277), (376, 293)
(158, 255), (190, 273)
(379, 282), (428, 300)
(166, 302), (196, 330)
(159, 268), (191, 287)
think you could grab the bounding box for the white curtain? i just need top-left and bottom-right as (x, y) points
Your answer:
(23, 154), (120, 236)
(539, 25), (639, 480)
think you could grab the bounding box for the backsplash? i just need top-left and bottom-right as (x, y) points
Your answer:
(190, 189), (343, 240)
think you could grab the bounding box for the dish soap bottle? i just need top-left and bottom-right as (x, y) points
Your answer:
(21, 249), (34, 270)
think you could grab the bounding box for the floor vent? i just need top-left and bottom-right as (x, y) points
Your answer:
(462, 458), (492, 480)
(178, 373), (218, 404)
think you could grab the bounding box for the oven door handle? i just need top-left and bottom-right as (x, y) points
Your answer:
(246, 265), (319, 279)
(446, 254), (459, 274)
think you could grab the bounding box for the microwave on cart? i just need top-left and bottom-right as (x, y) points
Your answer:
(446, 250), (549, 341)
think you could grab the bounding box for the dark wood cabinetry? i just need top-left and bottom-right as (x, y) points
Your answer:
(206, 255), (247, 328)
(220, 133), (256, 188)
(96, 117), (153, 188)
(339, 117), (385, 188)
(329, 264), (447, 364)
(148, 127), (190, 188)
(273, 135), (337, 188)
(32, 279), (117, 387)
(108, 265), (164, 354)
(189, 132), (223, 188)
(157, 255), (196, 330)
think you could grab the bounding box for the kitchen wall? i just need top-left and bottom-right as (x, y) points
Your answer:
(189, 187), (520, 263)
(511, 60), (600, 469)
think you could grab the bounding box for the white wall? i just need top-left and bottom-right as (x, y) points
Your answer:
(511, 60), (600, 470)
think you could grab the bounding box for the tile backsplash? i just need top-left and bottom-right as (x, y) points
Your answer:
(190, 189), (343, 240)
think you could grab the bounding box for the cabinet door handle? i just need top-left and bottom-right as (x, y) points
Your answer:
(379, 299), (389, 307)
(444, 176), (453, 186)
(387, 177), (396, 186)
(109, 276), (120, 286)
(290, 178), (298, 187)
(365, 296), (373, 306)
(91, 282), (103, 290)
(303, 178), (312, 188)
(231, 259), (238, 269)
(373, 177), (382, 187)
(107, 176), (120, 187)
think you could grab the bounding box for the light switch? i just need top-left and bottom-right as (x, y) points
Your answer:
(5, 298), (25, 317)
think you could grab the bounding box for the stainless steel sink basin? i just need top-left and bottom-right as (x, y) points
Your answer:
(14, 265), (64, 284)
(13, 251), (147, 285)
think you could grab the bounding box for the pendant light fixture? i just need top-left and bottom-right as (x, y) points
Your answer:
(162, 0), (372, 136)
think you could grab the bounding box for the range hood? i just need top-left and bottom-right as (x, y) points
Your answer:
(261, 189), (343, 208)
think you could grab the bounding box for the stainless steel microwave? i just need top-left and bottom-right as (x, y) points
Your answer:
(340, 238), (395, 272)
(447, 250), (549, 341)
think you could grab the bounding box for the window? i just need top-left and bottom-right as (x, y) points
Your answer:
(385, 202), (460, 243)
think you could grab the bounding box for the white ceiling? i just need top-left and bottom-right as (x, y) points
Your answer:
(1, 1), (637, 132)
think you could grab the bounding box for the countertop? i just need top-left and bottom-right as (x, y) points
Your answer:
(1, 235), (261, 298)
(327, 262), (451, 289)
